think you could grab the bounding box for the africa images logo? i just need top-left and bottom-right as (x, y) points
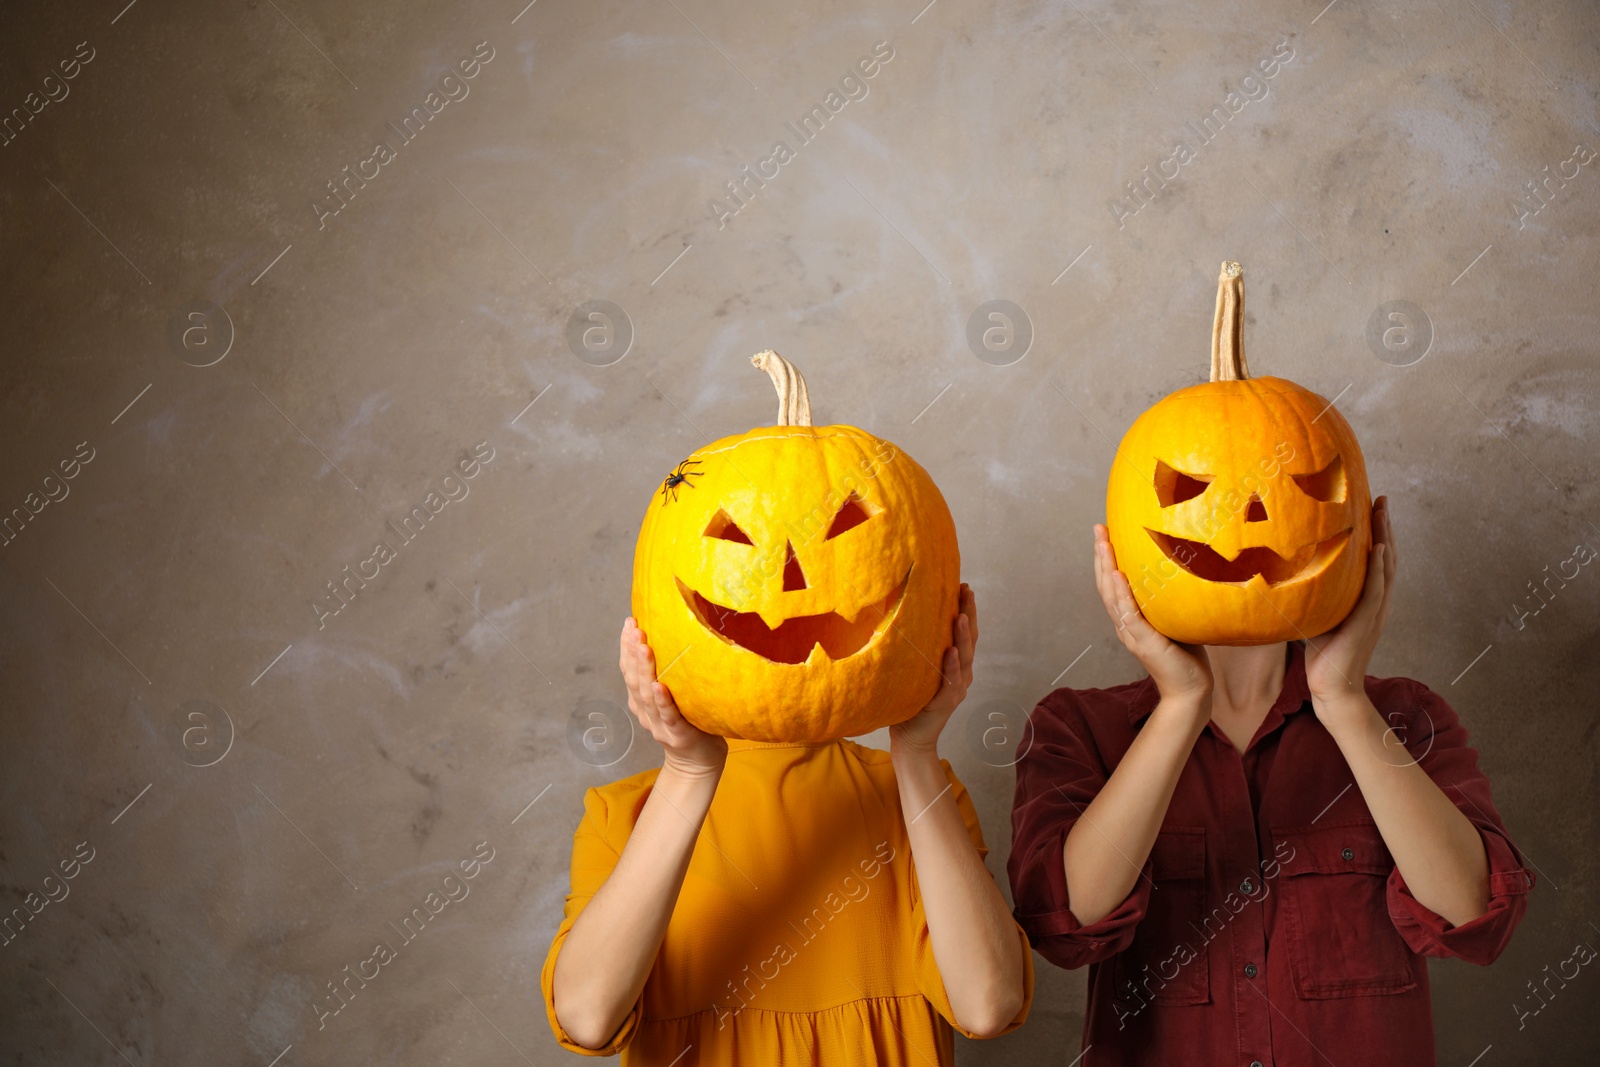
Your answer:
(311, 42), (496, 230)
(1108, 38), (1295, 229)
(311, 442), (496, 629)
(706, 41), (896, 229)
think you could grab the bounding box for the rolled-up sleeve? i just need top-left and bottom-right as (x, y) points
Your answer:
(1383, 682), (1534, 965)
(1007, 689), (1152, 970)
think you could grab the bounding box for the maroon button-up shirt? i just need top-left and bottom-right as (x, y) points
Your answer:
(1008, 643), (1533, 1067)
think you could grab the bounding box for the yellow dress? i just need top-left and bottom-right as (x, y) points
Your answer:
(541, 737), (1034, 1064)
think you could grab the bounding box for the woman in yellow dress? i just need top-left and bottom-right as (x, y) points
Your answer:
(541, 585), (1032, 1065)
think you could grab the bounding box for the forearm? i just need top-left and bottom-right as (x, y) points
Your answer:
(892, 745), (1025, 1039)
(1062, 696), (1206, 925)
(552, 764), (719, 1048)
(1322, 695), (1490, 926)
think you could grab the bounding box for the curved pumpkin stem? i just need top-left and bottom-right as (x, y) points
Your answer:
(751, 350), (813, 426)
(1210, 261), (1250, 382)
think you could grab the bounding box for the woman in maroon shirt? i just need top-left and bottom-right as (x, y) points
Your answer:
(1008, 498), (1533, 1066)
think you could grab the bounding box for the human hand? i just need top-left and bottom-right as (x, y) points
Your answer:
(1306, 496), (1396, 725)
(890, 584), (977, 758)
(1093, 525), (1212, 708)
(619, 617), (727, 779)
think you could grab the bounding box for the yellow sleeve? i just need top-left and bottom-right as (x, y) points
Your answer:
(908, 761), (1035, 1039)
(539, 785), (644, 1056)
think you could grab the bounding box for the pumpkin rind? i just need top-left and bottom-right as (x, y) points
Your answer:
(631, 360), (960, 741)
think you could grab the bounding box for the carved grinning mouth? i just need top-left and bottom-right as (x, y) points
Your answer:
(1146, 528), (1352, 586)
(676, 571), (910, 664)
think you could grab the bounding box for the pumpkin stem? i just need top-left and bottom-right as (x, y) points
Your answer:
(751, 350), (813, 426)
(1210, 261), (1250, 382)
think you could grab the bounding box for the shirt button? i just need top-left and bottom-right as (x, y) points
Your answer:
(1244, 962), (1258, 978)
(1240, 879), (1255, 894)
(1251, 1061), (1264, 1067)
(1342, 847), (1354, 861)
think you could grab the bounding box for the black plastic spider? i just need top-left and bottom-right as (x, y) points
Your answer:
(659, 459), (703, 504)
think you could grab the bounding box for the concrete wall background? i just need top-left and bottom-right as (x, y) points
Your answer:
(1, 0), (1596, 1063)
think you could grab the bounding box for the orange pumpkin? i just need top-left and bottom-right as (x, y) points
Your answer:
(631, 352), (961, 742)
(1105, 262), (1372, 645)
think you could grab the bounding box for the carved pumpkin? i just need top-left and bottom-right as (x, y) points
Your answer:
(1105, 262), (1372, 645)
(631, 352), (961, 742)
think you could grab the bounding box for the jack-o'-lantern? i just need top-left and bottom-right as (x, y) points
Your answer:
(631, 352), (961, 742)
(1105, 262), (1372, 645)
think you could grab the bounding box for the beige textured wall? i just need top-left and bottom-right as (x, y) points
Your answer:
(1, 0), (1596, 1063)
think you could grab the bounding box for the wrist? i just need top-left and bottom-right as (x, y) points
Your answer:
(1307, 657), (1371, 709)
(650, 758), (723, 838)
(1151, 691), (1211, 733)
(1312, 691), (1381, 742)
(889, 729), (942, 768)
(659, 754), (725, 790)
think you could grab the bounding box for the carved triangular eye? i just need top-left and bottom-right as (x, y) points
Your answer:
(704, 509), (753, 544)
(1153, 460), (1212, 507)
(825, 494), (873, 539)
(1292, 455), (1346, 502)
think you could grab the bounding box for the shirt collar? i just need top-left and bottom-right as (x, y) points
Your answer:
(1127, 640), (1311, 725)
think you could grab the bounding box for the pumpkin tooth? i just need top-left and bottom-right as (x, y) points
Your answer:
(674, 575), (909, 664)
(755, 606), (792, 632)
(838, 598), (874, 626)
(840, 574), (910, 627)
(1145, 529), (1352, 586)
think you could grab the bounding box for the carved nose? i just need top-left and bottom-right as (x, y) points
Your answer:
(782, 540), (808, 591)
(1245, 495), (1268, 522)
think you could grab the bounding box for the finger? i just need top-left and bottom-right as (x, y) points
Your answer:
(955, 611), (976, 678)
(1101, 534), (1143, 635)
(1092, 532), (1125, 631)
(1376, 542), (1394, 618)
(619, 620), (641, 696)
(914, 645), (958, 717)
(1379, 497), (1398, 581)
(636, 639), (658, 690)
(1091, 526), (1113, 605)
(1372, 495), (1393, 558)
(628, 637), (662, 732)
(957, 615), (975, 687)
(1095, 529), (1124, 610)
(1099, 527), (1123, 574)
(639, 644), (676, 723)
(1350, 541), (1388, 626)
(1373, 499), (1395, 606)
(635, 665), (665, 736)
(961, 584), (979, 647)
(1108, 566), (1162, 647)
(1319, 525), (1389, 641)
(626, 684), (658, 736)
(650, 680), (685, 732)
(936, 644), (961, 703)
